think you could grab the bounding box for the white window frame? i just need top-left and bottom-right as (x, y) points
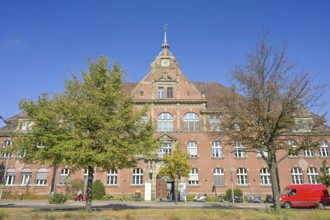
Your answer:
(210, 114), (220, 131)
(288, 140), (299, 157)
(260, 168), (271, 185)
(234, 142), (245, 158)
(35, 168), (48, 186)
(159, 143), (172, 158)
(237, 168), (248, 185)
(157, 113), (174, 132)
(212, 141), (223, 158)
(307, 167), (318, 184)
(188, 168), (199, 185)
(183, 113), (200, 132)
(1, 140), (12, 158)
(187, 141), (198, 158)
(59, 168), (70, 185)
(304, 149), (314, 157)
(320, 140), (330, 157)
(291, 167), (303, 184)
(5, 169), (16, 186)
(213, 168), (225, 186)
(158, 87), (164, 99)
(107, 170), (118, 185)
(132, 168), (143, 185)
(20, 169), (32, 186)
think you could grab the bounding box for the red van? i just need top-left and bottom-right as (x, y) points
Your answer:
(280, 184), (330, 209)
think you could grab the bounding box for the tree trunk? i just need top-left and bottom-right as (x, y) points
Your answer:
(85, 166), (94, 212)
(50, 165), (57, 196)
(174, 177), (179, 203)
(269, 161), (281, 211)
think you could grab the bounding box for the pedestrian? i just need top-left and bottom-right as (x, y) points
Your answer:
(78, 190), (83, 202)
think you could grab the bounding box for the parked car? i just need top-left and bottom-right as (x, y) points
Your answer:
(280, 184), (330, 209)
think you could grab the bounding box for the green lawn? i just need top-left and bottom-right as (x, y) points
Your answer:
(0, 208), (329, 220)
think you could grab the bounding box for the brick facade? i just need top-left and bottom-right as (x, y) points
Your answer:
(1, 39), (330, 200)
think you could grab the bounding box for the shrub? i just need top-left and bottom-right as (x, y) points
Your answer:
(92, 179), (106, 199)
(48, 193), (68, 204)
(0, 210), (9, 220)
(225, 188), (243, 201)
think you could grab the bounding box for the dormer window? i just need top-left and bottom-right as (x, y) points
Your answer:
(158, 86), (174, 99)
(167, 87), (173, 99)
(158, 87), (164, 99)
(295, 119), (311, 132)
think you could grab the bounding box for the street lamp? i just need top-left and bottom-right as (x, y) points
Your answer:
(0, 115), (12, 200)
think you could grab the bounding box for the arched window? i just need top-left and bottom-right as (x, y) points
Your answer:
(187, 141), (198, 158)
(212, 141), (222, 158)
(260, 168), (271, 185)
(20, 168), (32, 186)
(291, 167), (303, 184)
(36, 168), (48, 186)
(320, 140), (330, 157)
(214, 168), (225, 186)
(307, 167), (318, 184)
(132, 168), (143, 185)
(183, 113), (200, 132)
(107, 170), (118, 185)
(157, 113), (174, 132)
(303, 140), (314, 157)
(237, 168), (248, 185)
(188, 168), (199, 185)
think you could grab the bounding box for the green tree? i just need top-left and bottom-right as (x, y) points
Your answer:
(92, 180), (106, 199)
(317, 160), (330, 187)
(218, 36), (326, 211)
(15, 56), (157, 212)
(158, 143), (192, 203)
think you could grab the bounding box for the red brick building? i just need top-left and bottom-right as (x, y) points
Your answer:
(1, 31), (330, 200)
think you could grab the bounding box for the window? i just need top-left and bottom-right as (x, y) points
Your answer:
(183, 113), (200, 132)
(187, 141), (198, 158)
(210, 114), (220, 131)
(59, 168), (70, 185)
(288, 140), (299, 157)
(157, 113), (174, 132)
(320, 140), (330, 157)
(188, 168), (199, 185)
(20, 168), (32, 186)
(212, 141), (223, 158)
(304, 149), (314, 157)
(16, 149), (26, 158)
(234, 142), (245, 158)
(295, 119), (311, 131)
(167, 87), (173, 99)
(257, 147), (268, 158)
(213, 168), (225, 186)
(291, 167), (303, 184)
(21, 120), (33, 131)
(307, 167), (318, 184)
(159, 143), (172, 157)
(132, 168), (143, 185)
(260, 168), (271, 185)
(36, 168), (48, 186)
(5, 169), (16, 186)
(1, 140), (12, 158)
(237, 168), (248, 185)
(158, 87), (164, 99)
(107, 170), (118, 185)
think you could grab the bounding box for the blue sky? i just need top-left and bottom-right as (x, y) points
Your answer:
(1, 0), (329, 126)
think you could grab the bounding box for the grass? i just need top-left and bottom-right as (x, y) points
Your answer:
(0, 208), (329, 220)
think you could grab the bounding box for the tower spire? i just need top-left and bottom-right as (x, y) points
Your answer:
(162, 24), (170, 50)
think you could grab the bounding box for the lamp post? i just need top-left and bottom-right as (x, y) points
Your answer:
(0, 115), (12, 200)
(228, 145), (235, 204)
